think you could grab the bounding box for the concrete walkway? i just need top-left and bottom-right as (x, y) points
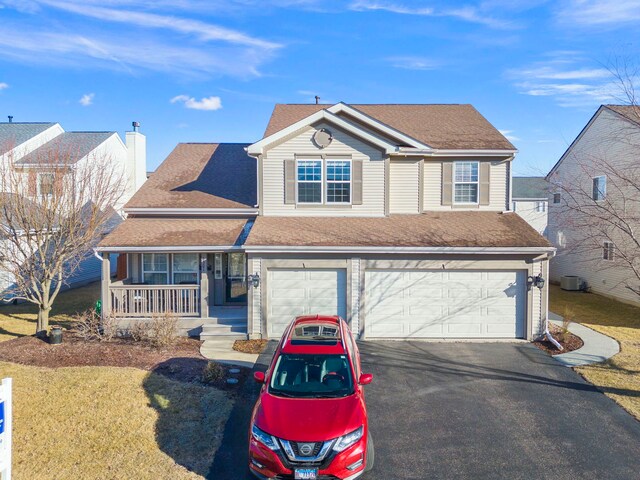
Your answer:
(199, 339), (259, 369)
(549, 312), (620, 367)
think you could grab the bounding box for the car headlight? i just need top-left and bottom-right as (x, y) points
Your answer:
(332, 426), (364, 452)
(251, 424), (280, 451)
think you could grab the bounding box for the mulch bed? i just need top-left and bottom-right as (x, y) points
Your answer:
(0, 333), (250, 391)
(233, 339), (268, 354)
(533, 323), (584, 355)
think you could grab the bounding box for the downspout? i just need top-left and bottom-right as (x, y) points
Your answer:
(542, 252), (563, 351)
(93, 248), (103, 262)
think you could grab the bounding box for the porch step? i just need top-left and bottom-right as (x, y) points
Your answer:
(199, 323), (248, 340)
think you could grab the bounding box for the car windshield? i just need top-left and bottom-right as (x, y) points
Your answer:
(269, 353), (354, 398)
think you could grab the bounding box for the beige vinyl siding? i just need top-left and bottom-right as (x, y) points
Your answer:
(548, 108), (640, 305)
(262, 122), (385, 217)
(423, 159), (508, 211)
(389, 160), (420, 214)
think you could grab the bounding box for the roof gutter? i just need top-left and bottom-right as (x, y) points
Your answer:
(395, 147), (518, 157)
(243, 245), (557, 255)
(123, 207), (259, 216)
(96, 245), (245, 253)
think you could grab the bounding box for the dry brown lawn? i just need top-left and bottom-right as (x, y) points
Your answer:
(550, 285), (640, 419)
(0, 281), (234, 479)
(0, 361), (232, 479)
(0, 282), (101, 342)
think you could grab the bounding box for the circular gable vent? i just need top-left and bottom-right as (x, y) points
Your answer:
(312, 128), (333, 149)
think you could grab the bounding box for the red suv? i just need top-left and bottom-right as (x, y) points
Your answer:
(248, 315), (374, 480)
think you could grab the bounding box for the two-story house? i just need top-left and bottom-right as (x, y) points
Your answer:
(98, 103), (554, 340)
(0, 120), (146, 294)
(547, 105), (640, 305)
(512, 177), (549, 236)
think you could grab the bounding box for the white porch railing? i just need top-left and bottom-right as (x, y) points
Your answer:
(110, 284), (200, 317)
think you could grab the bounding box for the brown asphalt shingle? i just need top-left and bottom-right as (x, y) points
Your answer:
(245, 212), (551, 248)
(263, 104), (515, 150)
(126, 143), (256, 209)
(99, 218), (248, 248)
(605, 105), (640, 126)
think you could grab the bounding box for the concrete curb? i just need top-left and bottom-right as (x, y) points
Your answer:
(200, 339), (259, 369)
(549, 312), (620, 367)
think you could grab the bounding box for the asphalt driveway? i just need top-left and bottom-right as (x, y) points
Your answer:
(209, 341), (640, 480)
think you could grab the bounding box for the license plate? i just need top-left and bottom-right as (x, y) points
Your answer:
(294, 468), (318, 480)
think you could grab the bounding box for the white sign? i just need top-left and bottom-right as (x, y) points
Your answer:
(0, 378), (11, 480)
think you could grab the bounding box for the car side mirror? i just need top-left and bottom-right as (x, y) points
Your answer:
(253, 371), (266, 384)
(359, 373), (373, 385)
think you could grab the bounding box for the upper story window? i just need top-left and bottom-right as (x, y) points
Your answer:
(38, 173), (55, 197)
(326, 160), (351, 203)
(593, 176), (606, 201)
(603, 241), (615, 261)
(296, 159), (351, 204)
(553, 193), (561, 204)
(453, 161), (479, 204)
(535, 201), (546, 213)
(297, 160), (322, 203)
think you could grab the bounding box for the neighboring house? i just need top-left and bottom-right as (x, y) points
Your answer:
(512, 177), (549, 236)
(547, 105), (640, 305)
(0, 120), (146, 295)
(98, 103), (554, 341)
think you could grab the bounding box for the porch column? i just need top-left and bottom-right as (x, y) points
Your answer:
(101, 252), (111, 318)
(200, 254), (208, 318)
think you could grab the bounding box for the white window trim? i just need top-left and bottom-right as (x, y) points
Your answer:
(325, 158), (352, 205)
(142, 253), (169, 284)
(37, 172), (55, 198)
(536, 201), (546, 213)
(171, 253), (200, 285)
(593, 175), (607, 202)
(453, 161), (479, 205)
(296, 158), (323, 205)
(603, 241), (615, 261)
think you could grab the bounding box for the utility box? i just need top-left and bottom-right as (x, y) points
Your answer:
(561, 275), (582, 291)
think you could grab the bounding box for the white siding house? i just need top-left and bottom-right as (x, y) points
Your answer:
(547, 105), (640, 305)
(0, 121), (146, 298)
(512, 177), (549, 236)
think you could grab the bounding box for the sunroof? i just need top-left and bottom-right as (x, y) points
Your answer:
(290, 323), (340, 345)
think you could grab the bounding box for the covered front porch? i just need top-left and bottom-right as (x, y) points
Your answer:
(96, 217), (255, 339)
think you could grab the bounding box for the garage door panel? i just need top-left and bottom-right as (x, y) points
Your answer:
(267, 268), (347, 339)
(365, 270), (525, 339)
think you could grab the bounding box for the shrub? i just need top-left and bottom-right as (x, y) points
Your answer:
(559, 306), (575, 343)
(125, 312), (178, 348)
(202, 361), (226, 385)
(73, 309), (117, 342)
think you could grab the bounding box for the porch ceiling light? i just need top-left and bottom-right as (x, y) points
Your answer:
(248, 273), (260, 288)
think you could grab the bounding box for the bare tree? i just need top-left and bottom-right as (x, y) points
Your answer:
(549, 61), (640, 297)
(0, 141), (126, 335)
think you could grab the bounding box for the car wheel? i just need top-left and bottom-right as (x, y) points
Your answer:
(364, 429), (374, 472)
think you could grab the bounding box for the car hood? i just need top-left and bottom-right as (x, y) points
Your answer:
(254, 392), (365, 441)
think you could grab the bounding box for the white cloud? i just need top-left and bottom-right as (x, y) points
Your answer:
(79, 92), (94, 106)
(0, 82), (8, 90)
(171, 95), (222, 111)
(507, 53), (621, 107)
(0, 1), (281, 78)
(386, 56), (439, 71)
(348, 0), (517, 29)
(499, 129), (520, 142)
(556, 0), (640, 27)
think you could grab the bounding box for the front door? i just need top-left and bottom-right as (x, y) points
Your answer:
(225, 252), (247, 304)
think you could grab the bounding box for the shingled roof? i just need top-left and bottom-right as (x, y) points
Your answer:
(263, 104), (515, 150)
(0, 122), (56, 154)
(15, 131), (115, 165)
(245, 212), (551, 248)
(125, 143), (257, 210)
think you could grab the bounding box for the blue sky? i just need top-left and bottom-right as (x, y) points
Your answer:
(0, 0), (639, 174)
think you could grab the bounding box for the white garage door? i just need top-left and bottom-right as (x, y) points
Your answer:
(267, 269), (347, 338)
(364, 270), (526, 338)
